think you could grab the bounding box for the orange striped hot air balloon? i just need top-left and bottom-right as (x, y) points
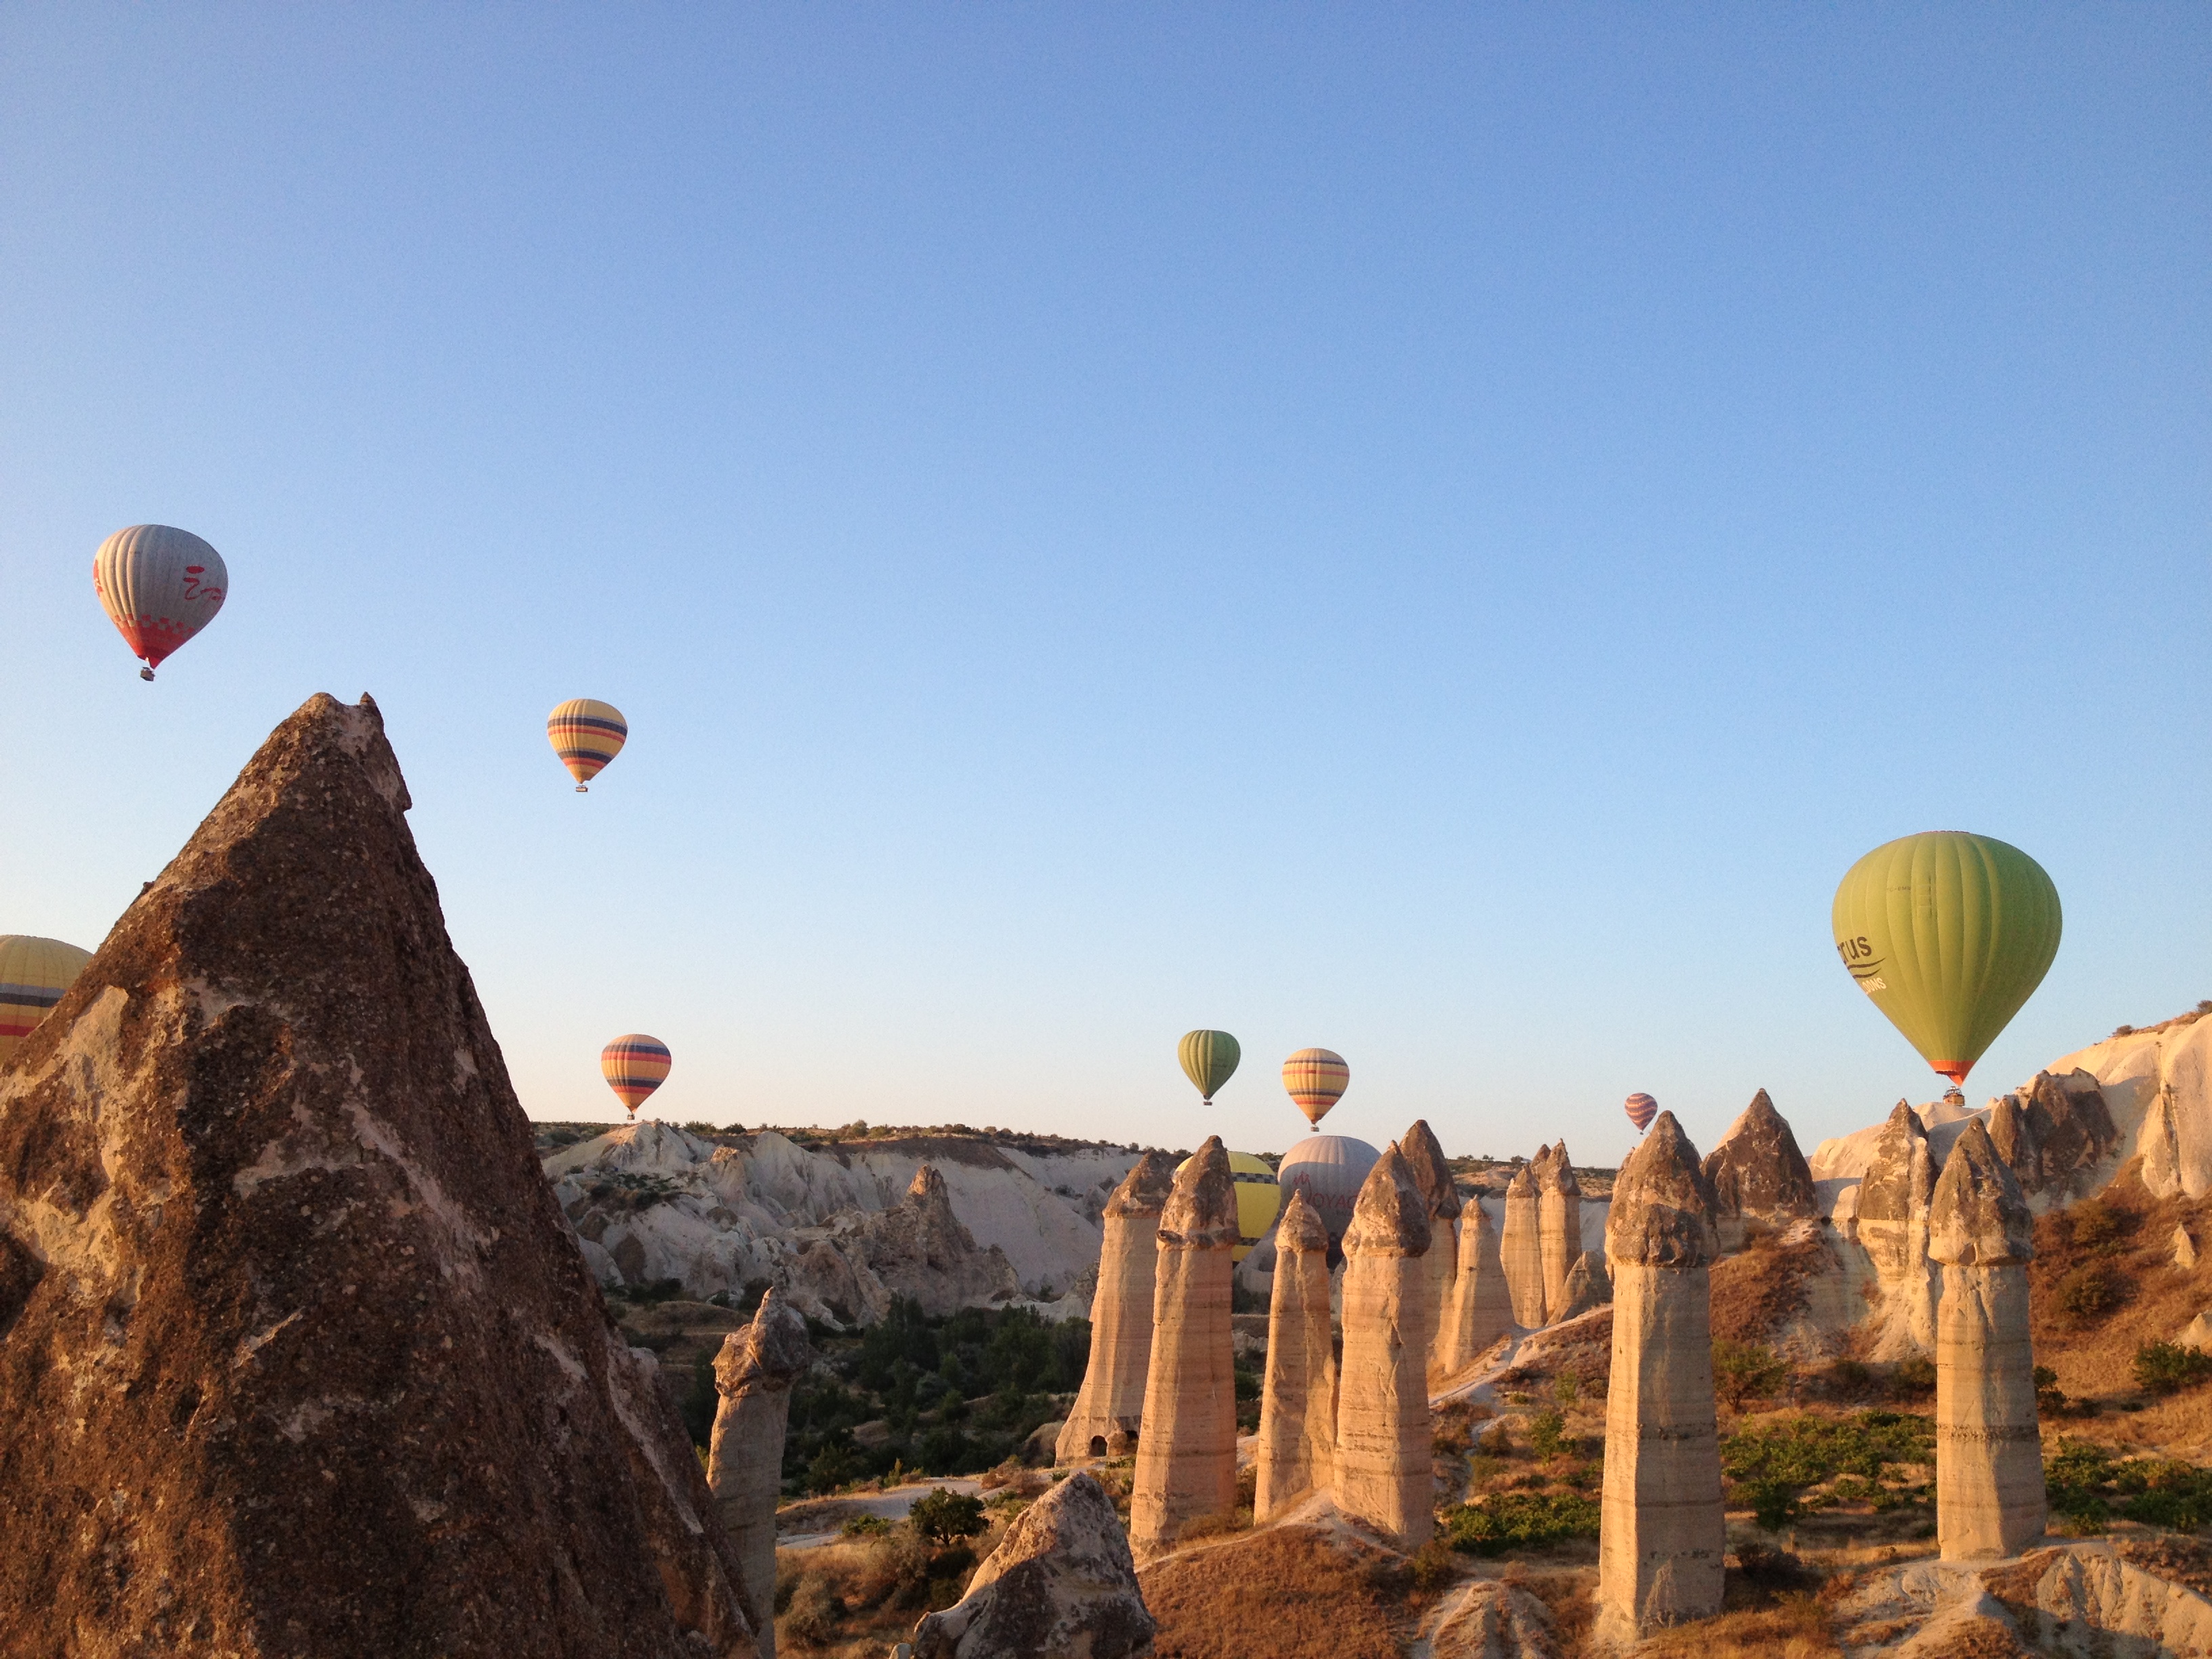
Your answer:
(1282, 1048), (1350, 1128)
(601, 1034), (672, 1118)
(548, 699), (628, 792)
(0, 935), (94, 1065)
(94, 525), (228, 680)
(1623, 1092), (1658, 1133)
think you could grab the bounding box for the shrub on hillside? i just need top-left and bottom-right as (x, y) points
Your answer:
(1891, 1356), (1936, 1397)
(2046, 1439), (2212, 1533)
(2057, 1261), (2130, 1321)
(1721, 1411), (1934, 1528)
(1713, 1340), (1790, 1409)
(1528, 1411), (1572, 1459)
(1439, 1490), (1601, 1555)
(909, 1488), (987, 1544)
(2135, 1340), (2212, 1397)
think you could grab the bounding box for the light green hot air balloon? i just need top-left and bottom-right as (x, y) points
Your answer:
(1178, 1029), (1240, 1103)
(1831, 831), (2062, 1087)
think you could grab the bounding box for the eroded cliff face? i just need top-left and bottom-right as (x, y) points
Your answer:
(0, 694), (754, 1658)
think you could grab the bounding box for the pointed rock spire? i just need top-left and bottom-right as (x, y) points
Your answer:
(1700, 1088), (1816, 1248)
(1254, 1189), (1335, 1521)
(1538, 1138), (1584, 1322)
(1607, 1111), (1721, 1269)
(1060, 1150), (1177, 1464)
(711, 1288), (815, 1658)
(1334, 1145), (1433, 1549)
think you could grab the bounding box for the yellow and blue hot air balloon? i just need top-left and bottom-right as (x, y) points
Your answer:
(548, 699), (628, 792)
(0, 936), (94, 1064)
(601, 1033), (672, 1118)
(94, 525), (227, 680)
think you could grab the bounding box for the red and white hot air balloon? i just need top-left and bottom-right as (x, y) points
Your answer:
(94, 525), (228, 680)
(1623, 1092), (1658, 1134)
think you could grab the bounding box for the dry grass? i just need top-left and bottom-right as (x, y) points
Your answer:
(1708, 1228), (1830, 1349)
(1140, 1524), (1437, 1659)
(1637, 1593), (1839, 1659)
(772, 1519), (1006, 1657)
(1499, 1561), (1593, 1650)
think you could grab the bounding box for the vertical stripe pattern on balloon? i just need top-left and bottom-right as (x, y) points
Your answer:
(93, 525), (228, 672)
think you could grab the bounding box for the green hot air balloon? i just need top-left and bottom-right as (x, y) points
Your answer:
(1831, 831), (2062, 1087)
(1178, 1029), (1241, 1103)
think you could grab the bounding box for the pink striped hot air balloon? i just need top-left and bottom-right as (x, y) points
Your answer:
(602, 1034), (672, 1118)
(1623, 1092), (1658, 1134)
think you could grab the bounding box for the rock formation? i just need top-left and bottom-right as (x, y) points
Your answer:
(2176, 1225), (2199, 1270)
(1435, 1195), (1513, 1377)
(1857, 1101), (1940, 1357)
(912, 1471), (1155, 1658)
(1555, 1250), (1612, 1321)
(1399, 1119), (1462, 1380)
(1129, 1136), (1240, 1559)
(770, 1162), (1021, 1326)
(0, 695), (756, 1656)
(1988, 1071), (2119, 1204)
(1254, 1189), (1336, 1521)
(1700, 1088), (1817, 1251)
(1596, 1111), (1725, 1645)
(709, 1289), (815, 1659)
(1500, 1164), (1546, 1328)
(1059, 1150), (1175, 1462)
(1333, 1143), (1434, 1550)
(1929, 1118), (2045, 1561)
(1427, 1579), (1561, 1659)
(1536, 1141), (1583, 1321)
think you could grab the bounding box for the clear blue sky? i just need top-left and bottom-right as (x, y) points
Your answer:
(3, 6), (2205, 1166)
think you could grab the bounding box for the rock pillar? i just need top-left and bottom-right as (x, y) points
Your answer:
(708, 1288), (815, 1659)
(1254, 1189), (1336, 1521)
(1501, 1164), (1546, 1328)
(1333, 1143), (1435, 1550)
(1538, 1141), (1583, 1322)
(1399, 1118), (1462, 1384)
(1929, 1118), (2045, 1561)
(1435, 1195), (1513, 1377)
(1700, 1088), (1818, 1253)
(1129, 1136), (1240, 1560)
(1596, 1112), (1725, 1644)
(1858, 1101), (1938, 1357)
(1058, 1150), (1176, 1463)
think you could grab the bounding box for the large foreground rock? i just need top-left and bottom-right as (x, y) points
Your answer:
(913, 1471), (1155, 1658)
(0, 695), (755, 1656)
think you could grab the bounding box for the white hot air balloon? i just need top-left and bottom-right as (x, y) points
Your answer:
(94, 525), (228, 680)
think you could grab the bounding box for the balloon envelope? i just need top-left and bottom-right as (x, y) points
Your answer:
(1281, 1048), (1350, 1128)
(601, 1033), (672, 1117)
(548, 699), (629, 791)
(1623, 1092), (1658, 1133)
(94, 525), (227, 677)
(1178, 1029), (1240, 1102)
(1176, 1149), (1282, 1263)
(0, 935), (93, 1065)
(1832, 830), (2062, 1086)
(1275, 1134), (1382, 1254)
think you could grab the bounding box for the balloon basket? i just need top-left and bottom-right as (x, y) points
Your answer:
(575, 785), (588, 794)
(139, 666), (155, 682)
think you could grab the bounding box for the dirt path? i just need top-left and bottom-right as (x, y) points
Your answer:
(774, 1478), (986, 1551)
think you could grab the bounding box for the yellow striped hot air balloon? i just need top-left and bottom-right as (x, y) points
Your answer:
(0, 935), (94, 1064)
(94, 525), (228, 680)
(601, 1033), (672, 1118)
(1281, 1048), (1350, 1128)
(548, 699), (628, 792)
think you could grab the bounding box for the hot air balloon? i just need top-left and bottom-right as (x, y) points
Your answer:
(601, 1033), (672, 1118)
(1178, 1029), (1240, 1103)
(1282, 1048), (1350, 1128)
(548, 699), (629, 792)
(93, 525), (227, 680)
(0, 935), (94, 1065)
(1175, 1149), (1282, 1263)
(1623, 1092), (1658, 1133)
(1275, 1134), (1382, 1260)
(1832, 831), (2062, 1086)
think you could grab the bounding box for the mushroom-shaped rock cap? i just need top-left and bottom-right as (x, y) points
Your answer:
(1342, 1143), (1433, 1257)
(1537, 1139), (1581, 1196)
(1105, 1149), (1177, 1219)
(1275, 1186), (1330, 1255)
(1928, 1119), (2035, 1267)
(714, 1286), (815, 1393)
(1858, 1101), (1933, 1225)
(1159, 1135), (1240, 1247)
(1399, 1120), (1464, 1219)
(1605, 1112), (1719, 1268)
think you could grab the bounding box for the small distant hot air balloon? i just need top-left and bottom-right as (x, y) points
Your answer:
(1832, 831), (2062, 1086)
(1178, 1029), (1240, 1103)
(601, 1033), (672, 1118)
(548, 699), (628, 792)
(1282, 1048), (1350, 1128)
(1175, 1149), (1282, 1263)
(94, 525), (227, 680)
(1623, 1092), (1658, 1133)
(0, 935), (95, 1065)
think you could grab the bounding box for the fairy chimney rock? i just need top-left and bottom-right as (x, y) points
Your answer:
(1700, 1089), (1816, 1250)
(0, 693), (756, 1657)
(1400, 1119), (1462, 1375)
(1436, 1194), (1514, 1377)
(1928, 1119), (2044, 1560)
(1059, 1149), (1176, 1463)
(1128, 1136), (1239, 1560)
(1538, 1139), (1584, 1324)
(1597, 1112), (1725, 1644)
(1334, 1144), (1433, 1549)
(710, 1289), (815, 1658)
(1501, 1164), (1547, 1328)
(1254, 1189), (1336, 1521)
(1556, 1250), (1612, 1322)
(1858, 1101), (1939, 1356)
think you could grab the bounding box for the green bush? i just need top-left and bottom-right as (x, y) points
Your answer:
(1439, 1490), (1601, 1555)
(1713, 1340), (1790, 1409)
(808, 1442), (862, 1494)
(2057, 1262), (2129, 1320)
(1721, 1410), (1934, 1527)
(2044, 1439), (2212, 1532)
(1891, 1356), (1936, 1396)
(1528, 1411), (1571, 1458)
(2135, 1341), (2212, 1397)
(909, 1488), (987, 1544)
(841, 1513), (892, 1538)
